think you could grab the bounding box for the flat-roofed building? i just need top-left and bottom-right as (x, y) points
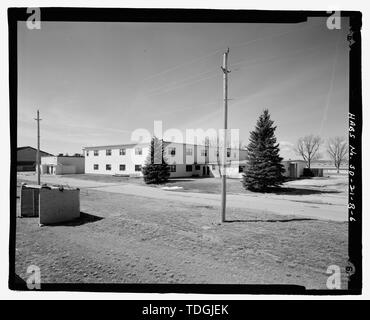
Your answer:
(41, 155), (85, 175)
(83, 141), (248, 178)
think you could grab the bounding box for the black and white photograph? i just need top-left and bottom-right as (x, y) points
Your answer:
(6, 6), (362, 296)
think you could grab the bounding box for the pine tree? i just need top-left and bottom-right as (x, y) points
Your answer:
(142, 137), (170, 184)
(242, 109), (285, 192)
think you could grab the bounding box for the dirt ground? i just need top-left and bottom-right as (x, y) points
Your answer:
(15, 176), (349, 289)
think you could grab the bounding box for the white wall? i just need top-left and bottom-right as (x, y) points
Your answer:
(85, 146), (149, 175)
(41, 156), (57, 165)
(209, 163), (245, 178)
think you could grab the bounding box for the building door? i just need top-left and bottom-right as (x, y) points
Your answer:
(206, 166), (210, 176)
(289, 163), (297, 178)
(202, 166), (206, 176)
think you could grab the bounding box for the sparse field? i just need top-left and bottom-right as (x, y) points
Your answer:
(62, 173), (147, 186)
(15, 173), (349, 289)
(50, 172), (348, 195)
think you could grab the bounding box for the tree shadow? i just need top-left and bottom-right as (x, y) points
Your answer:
(261, 187), (341, 195)
(167, 177), (210, 183)
(225, 218), (317, 223)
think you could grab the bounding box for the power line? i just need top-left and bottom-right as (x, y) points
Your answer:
(147, 72), (219, 96)
(143, 48), (223, 81)
(146, 23), (324, 96)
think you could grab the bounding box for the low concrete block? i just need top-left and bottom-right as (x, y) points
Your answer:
(39, 187), (80, 225)
(20, 185), (40, 217)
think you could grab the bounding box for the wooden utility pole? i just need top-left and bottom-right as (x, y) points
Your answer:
(34, 110), (41, 185)
(221, 48), (230, 223)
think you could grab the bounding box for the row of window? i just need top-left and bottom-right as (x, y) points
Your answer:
(93, 164), (244, 173)
(87, 148), (237, 158)
(170, 165), (202, 172)
(210, 164), (244, 172)
(87, 148), (142, 157)
(92, 164), (203, 173)
(93, 164), (142, 171)
(166, 148), (207, 157)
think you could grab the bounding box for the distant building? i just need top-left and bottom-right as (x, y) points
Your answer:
(17, 146), (53, 172)
(282, 160), (326, 178)
(41, 155), (85, 175)
(83, 141), (248, 178)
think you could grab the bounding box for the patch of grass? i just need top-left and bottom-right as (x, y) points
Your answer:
(62, 173), (146, 185)
(164, 178), (245, 194)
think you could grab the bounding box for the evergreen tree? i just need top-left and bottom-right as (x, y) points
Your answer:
(142, 137), (170, 184)
(242, 109), (285, 191)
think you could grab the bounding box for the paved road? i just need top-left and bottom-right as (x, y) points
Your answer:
(18, 174), (347, 222)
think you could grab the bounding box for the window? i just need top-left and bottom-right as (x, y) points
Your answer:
(135, 148), (142, 155)
(106, 149), (112, 156)
(186, 165), (192, 172)
(212, 165), (216, 170)
(93, 164), (99, 170)
(106, 164), (111, 171)
(227, 148), (231, 157)
(201, 149), (208, 157)
(86, 150), (89, 156)
(119, 148), (126, 156)
(119, 164), (126, 171)
(169, 165), (176, 172)
(135, 165), (142, 172)
(195, 165), (200, 170)
(94, 150), (99, 156)
(186, 148), (193, 156)
(239, 166), (244, 173)
(168, 147), (176, 156)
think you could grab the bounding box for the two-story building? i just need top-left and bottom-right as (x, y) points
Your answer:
(83, 141), (248, 178)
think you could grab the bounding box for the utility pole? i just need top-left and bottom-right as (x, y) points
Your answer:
(221, 48), (230, 223)
(34, 110), (41, 185)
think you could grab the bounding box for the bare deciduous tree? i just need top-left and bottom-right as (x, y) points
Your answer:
(327, 136), (348, 173)
(295, 135), (322, 169)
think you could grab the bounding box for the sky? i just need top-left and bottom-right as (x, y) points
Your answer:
(17, 17), (349, 159)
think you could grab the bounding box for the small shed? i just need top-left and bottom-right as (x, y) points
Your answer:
(20, 184), (80, 225)
(282, 160), (307, 179)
